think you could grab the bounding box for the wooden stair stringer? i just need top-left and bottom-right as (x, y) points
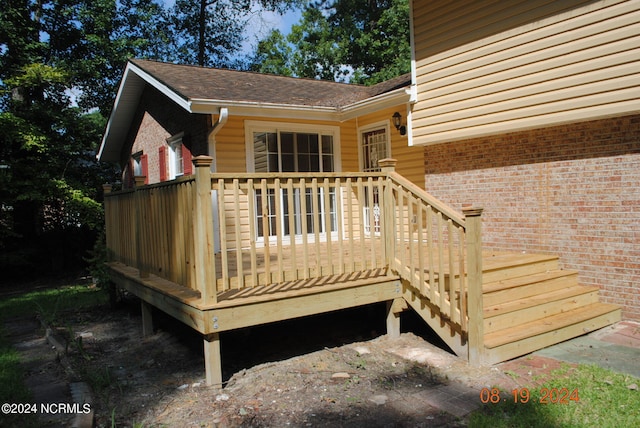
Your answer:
(400, 282), (468, 358)
(483, 303), (622, 365)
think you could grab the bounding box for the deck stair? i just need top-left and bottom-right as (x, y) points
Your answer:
(480, 252), (621, 364)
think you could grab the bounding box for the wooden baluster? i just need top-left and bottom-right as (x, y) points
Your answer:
(134, 176), (148, 279)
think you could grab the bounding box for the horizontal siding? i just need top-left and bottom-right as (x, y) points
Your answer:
(411, 0), (640, 145)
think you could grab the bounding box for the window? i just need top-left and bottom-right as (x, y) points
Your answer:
(361, 128), (389, 172)
(132, 152), (144, 176)
(166, 133), (192, 180)
(252, 131), (335, 173)
(246, 122), (341, 241)
(169, 141), (184, 178)
(359, 123), (391, 234)
(130, 151), (148, 185)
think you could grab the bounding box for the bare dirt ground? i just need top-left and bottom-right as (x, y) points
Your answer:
(7, 298), (541, 428)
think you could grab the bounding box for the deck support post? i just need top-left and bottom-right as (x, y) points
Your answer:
(463, 205), (484, 365)
(134, 176), (149, 278)
(203, 333), (222, 389)
(386, 297), (405, 339)
(141, 300), (154, 337)
(193, 156), (217, 305)
(379, 158), (398, 271)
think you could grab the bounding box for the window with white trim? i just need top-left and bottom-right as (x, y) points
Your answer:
(132, 152), (143, 176)
(246, 122), (341, 241)
(167, 133), (184, 179)
(359, 122), (391, 234)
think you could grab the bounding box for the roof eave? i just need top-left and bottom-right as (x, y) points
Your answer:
(97, 62), (195, 163)
(190, 98), (340, 120)
(340, 87), (412, 120)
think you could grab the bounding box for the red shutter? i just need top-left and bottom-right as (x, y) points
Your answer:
(141, 154), (149, 184)
(182, 144), (193, 175)
(159, 146), (167, 181)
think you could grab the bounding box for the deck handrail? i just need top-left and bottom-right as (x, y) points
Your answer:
(103, 157), (484, 361)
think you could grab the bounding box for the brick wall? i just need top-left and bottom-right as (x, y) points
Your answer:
(121, 87), (210, 186)
(422, 114), (640, 321)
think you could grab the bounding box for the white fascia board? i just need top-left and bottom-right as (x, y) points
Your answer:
(340, 87), (412, 121)
(190, 98), (339, 121)
(129, 62), (192, 112)
(97, 63), (144, 161)
(98, 62), (200, 162)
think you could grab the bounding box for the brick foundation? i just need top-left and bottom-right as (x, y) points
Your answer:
(423, 114), (640, 321)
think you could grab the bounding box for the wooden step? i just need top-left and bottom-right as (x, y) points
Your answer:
(484, 285), (601, 334)
(483, 269), (578, 307)
(483, 303), (622, 364)
(481, 253), (559, 283)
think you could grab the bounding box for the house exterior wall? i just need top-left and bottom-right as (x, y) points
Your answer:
(210, 107), (424, 251)
(411, 0), (640, 145)
(123, 87), (210, 186)
(422, 114), (640, 321)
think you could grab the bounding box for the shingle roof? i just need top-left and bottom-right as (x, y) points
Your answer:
(130, 59), (410, 108)
(98, 59), (411, 162)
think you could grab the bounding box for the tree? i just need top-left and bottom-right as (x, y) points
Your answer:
(169, 0), (301, 67)
(0, 0), (170, 280)
(251, 0), (410, 84)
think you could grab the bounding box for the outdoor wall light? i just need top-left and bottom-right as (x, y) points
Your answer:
(392, 112), (407, 136)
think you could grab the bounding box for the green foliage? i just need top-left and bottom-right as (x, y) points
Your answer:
(0, 284), (108, 428)
(251, 0), (410, 84)
(0, 331), (38, 428)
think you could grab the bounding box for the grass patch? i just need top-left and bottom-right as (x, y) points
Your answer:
(469, 364), (640, 427)
(0, 284), (109, 324)
(0, 284), (109, 427)
(0, 329), (38, 427)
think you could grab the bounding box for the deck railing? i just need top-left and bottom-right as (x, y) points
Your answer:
(103, 156), (484, 360)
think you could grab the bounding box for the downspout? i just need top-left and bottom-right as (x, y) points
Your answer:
(206, 107), (228, 255)
(207, 107), (229, 170)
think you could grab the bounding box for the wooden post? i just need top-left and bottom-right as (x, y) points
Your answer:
(378, 159), (397, 271)
(204, 333), (222, 389)
(134, 176), (149, 278)
(193, 156), (216, 305)
(386, 297), (405, 339)
(463, 205), (484, 365)
(141, 300), (154, 337)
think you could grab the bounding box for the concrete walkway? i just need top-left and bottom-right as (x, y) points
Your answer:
(534, 321), (640, 378)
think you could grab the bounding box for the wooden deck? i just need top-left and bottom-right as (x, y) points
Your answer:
(103, 159), (621, 388)
(108, 246), (620, 364)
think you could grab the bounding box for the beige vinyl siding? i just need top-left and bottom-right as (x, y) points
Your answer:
(411, 0), (640, 145)
(212, 115), (361, 249)
(214, 115), (248, 172)
(210, 111), (420, 250)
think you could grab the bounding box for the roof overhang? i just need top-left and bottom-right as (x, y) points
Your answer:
(98, 62), (412, 163)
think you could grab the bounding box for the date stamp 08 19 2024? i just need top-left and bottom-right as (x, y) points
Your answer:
(480, 387), (580, 405)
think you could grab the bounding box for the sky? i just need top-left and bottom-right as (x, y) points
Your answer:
(162, 0), (303, 57)
(242, 7), (302, 54)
